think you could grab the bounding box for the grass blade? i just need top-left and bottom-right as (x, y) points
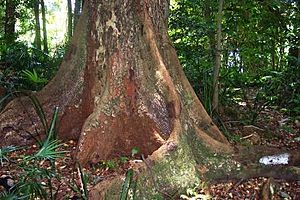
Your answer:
(120, 169), (133, 200)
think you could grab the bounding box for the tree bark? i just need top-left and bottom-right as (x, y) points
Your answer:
(4, 0), (16, 44)
(73, 0), (230, 165)
(212, 0), (224, 113)
(33, 0), (42, 50)
(73, 0), (82, 32)
(67, 0), (73, 41)
(0, 0), (229, 165)
(40, 0), (48, 53)
(0, 0), (299, 198)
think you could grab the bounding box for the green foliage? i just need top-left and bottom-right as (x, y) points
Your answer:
(0, 96), (85, 199)
(169, 0), (217, 113)
(290, 94), (300, 117)
(21, 69), (48, 90)
(68, 162), (89, 200)
(28, 139), (65, 161)
(0, 94), (66, 199)
(216, 114), (242, 142)
(120, 169), (133, 200)
(0, 0), (68, 92)
(152, 194), (164, 200)
(14, 108), (63, 199)
(0, 91), (58, 146)
(95, 155), (131, 173)
(294, 137), (300, 142)
(78, 163), (89, 199)
(102, 160), (118, 170)
(0, 146), (20, 167)
(15, 168), (57, 199)
(120, 169), (137, 200)
(0, 40), (65, 92)
(120, 156), (129, 164)
(131, 147), (140, 157)
(169, 0), (300, 120)
(1, 138), (65, 199)
(0, 191), (19, 200)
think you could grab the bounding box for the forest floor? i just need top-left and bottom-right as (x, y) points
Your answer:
(0, 106), (299, 199)
(210, 105), (300, 199)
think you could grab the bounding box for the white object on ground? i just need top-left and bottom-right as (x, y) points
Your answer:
(259, 153), (289, 165)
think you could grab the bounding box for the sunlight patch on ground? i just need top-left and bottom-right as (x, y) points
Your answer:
(259, 153), (289, 165)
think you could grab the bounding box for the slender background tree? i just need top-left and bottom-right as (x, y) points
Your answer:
(33, 0), (41, 50)
(40, 0), (48, 53)
(67, 0), (73, 41)
(212, 0), (224, 113)
(4, 0), (16, 45)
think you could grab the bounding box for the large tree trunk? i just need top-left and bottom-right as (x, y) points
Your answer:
(1, 0), (299, 198)
(71, 0), (229, 164)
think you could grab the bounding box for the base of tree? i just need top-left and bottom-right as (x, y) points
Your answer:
(89, 133), (300, 199)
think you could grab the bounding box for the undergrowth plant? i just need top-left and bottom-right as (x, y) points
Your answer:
(68, 162), (89, 200)
(120, 169), (137, 200)
(0, 146), (20, 167)
(0, 107), (65, 200)
(0, 40), (65, 92)
(131, 147), (140, 157)
(21, 69), (48, 91)
(0, 92), (92, 199)
(0, 91), (53, 146)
